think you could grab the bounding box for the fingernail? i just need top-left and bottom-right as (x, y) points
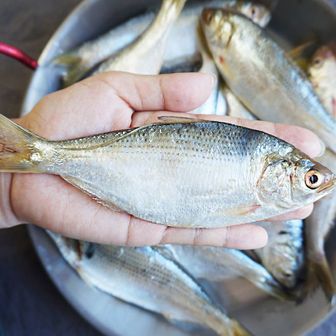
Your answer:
(316, 138), (326, 157)
(210, 73), (217, 87)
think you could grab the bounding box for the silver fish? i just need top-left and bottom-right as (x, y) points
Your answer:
(55, 1), (271, 87)
(191, 25), (227, 116)
(201, 9), (336, 154)
(308, 42), (336, 117)
(223, 86), (256, 120)
(157, 245), (294, 301)
(305, 149), (336, 304)
(255, 220), (305, 289)
(95, 0), (186, 75)
(49, 234), (249, 336)
(0, 115), (335, 228)
(54, 12), (154, 87)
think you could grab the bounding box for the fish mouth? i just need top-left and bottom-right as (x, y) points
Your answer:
(318, 175), (336, 193)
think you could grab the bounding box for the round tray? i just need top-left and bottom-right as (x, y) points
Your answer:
(22, 1), (336, 335)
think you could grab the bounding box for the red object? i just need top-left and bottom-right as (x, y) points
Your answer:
(0, 41), (38, 70)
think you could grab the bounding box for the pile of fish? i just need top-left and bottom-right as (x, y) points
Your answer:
(4, 0), (336, 335)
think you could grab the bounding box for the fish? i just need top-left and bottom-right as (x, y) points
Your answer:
(157, 245), (295, 301)
(0, 115), (335, 228)
(304, 149), (336, 304)
(54, 12), (154, 87)
(49, 233), (250, 336)
(255, 220), (305, 290)
(308, 42), (336, 117)
(223, 86), (257, 120)
(94, 0), (186, 75)
(191, 25), (227, 116)
(201, 9), (336, 154)
(55, 1), (271, 87)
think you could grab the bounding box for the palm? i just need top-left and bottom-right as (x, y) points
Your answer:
(10, 72), (320, 248)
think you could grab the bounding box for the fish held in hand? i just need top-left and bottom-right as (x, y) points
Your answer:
(49, 234), (249, 336)
(201, 9), (336, 154)
(0, 114), (334, 228)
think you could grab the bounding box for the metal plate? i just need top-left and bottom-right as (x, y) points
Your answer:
(22, 0), (336, 335)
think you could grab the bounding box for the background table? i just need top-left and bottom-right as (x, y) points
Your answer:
(0, 0), (335, 335)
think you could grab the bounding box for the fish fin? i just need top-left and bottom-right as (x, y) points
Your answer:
(224, 204), (261, 217)
(62, 175), (125, 213)
(0, 114), (46, 172)
(53, 53), (87, 87)
(287, 39), (317, 60)
(229, 320), (251, 336)
(311, 253), (336, 306)
(157, 115), (205, 124)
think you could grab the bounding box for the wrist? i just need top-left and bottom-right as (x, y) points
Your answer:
(0, 172), (20, 228)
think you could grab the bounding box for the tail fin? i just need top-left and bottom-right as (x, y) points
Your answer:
(228, 320), (251, 336)
(210, 309), (251, 336)
(0, 115), (44, 172)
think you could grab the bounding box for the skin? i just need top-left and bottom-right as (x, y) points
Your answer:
(0, 72), (322, 248)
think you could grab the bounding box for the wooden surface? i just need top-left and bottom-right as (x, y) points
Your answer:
(0, 0), (335, 335)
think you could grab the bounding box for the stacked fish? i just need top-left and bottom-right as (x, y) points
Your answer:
(23, 0), (336, 335)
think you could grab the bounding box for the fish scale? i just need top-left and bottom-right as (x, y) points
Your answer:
(0, 115), (334, 228)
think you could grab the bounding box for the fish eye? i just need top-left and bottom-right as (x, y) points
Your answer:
(313, 57), (323, 68)
(305, 169), (324, 189)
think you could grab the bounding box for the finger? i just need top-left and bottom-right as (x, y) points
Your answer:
(267, 204), (313, 222)
(12, 174), (267, 248)
(90, 71), (215, 112)
(159, 224), (268, 249)
(131, 111), (324, 158)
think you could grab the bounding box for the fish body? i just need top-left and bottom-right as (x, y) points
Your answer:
(191, 25), (227, 116)
(308, 42), (336, 117)
(49, 234), (249, 336)
(223, 86), (256, 120)
(305, 150), (336, 304)
(201, 9), (336, 154)
(0, 115), (334, 228)
(158, 245), (293, 300)
(255, 220), (305, 289)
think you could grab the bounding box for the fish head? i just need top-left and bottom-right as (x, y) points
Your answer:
(258, 150), (336, 208)
(237, 2), (271, 28)
(201, 9), (235, 51)
(308, 43), (336, 84)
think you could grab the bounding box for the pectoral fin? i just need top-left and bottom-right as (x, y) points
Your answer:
(223, 204), (261, 217)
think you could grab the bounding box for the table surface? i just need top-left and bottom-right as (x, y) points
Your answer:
(0, 1), (335, 335)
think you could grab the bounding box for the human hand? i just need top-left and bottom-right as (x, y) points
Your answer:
(4, 72), (323, 248)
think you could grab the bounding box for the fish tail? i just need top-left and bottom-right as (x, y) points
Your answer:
(311, 253), (336, 306)
(0, 114), (46, 173)
(253, 276), (298, 302)
(162, 0), (187, 13)
(53, 53), (85, 87)
(209, 309), (251, 336)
